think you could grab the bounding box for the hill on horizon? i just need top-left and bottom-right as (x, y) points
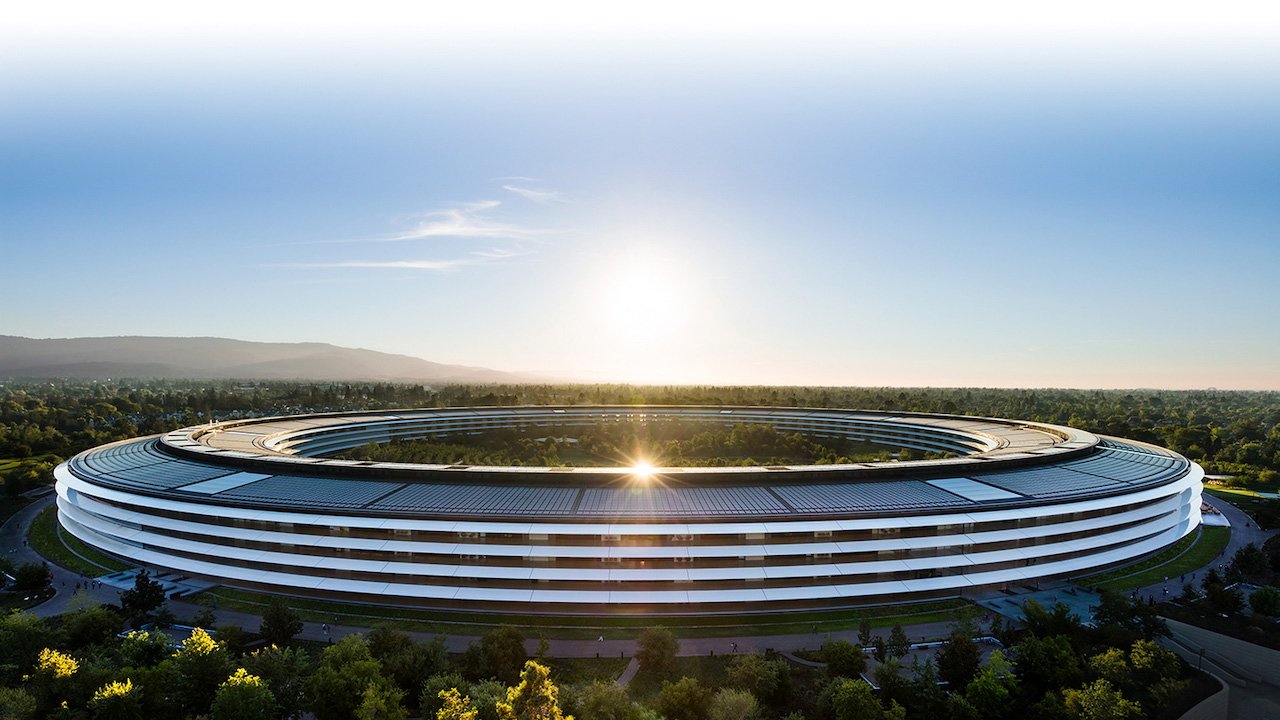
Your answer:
(0, 335), (538, 384)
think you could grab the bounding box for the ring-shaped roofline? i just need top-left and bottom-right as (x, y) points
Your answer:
(157, 405), (1100, 484)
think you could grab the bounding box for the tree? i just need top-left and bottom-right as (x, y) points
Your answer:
(244, 644), (310, 720)
(1249, 585), (1280, 616)
(356, 678), (409, 720)
(709, 688), (758, 720)
(636, 627), (679, 678)
(464, 627), (527, 684)
(469, 680), (508, 720)
(725, 653), (790, 704)
(438, 688), (479, 720)
(194, 596), (218, 629)
(0, 611), (60, 685)
(873, 658), (908, 709)
(27, 647), (81, 714)
(371, 630), (447, 695)
(827, 678), (881, 720)
(119, 570), (165, 626)
(497, 660), (570, 720)
(1021, 600), (1081, 638)
(0, 687), (37, 720)
(887, 624), (910, 658)
(570, 680), (633, 720)
(118, 629), (170, 668)
(13, 563), (49, 593)
(258, 598), (303, 647)
(871, 637), (886, 663)
(655, 677), (712, 720)
(945, 694), (980, 720)
(421, 673), (470, 720)
(66, 605), (124, 650)
(822, 640), (865, 679)
(1013, 635), (1082, 698)
(1205, 580), (1245, 615)
(88, 679), (144, 720)
(1228, 543), (1271, 580)
(1086, 649), (1128, 688)
(216, 623), (251, 658)
(1061, 679), (1141, 720)
(906, 657), (945, 719)
(856, 619), (873, 649)
(305, 634), (385, 720)
(936, 631), (979, 688)
(1089, 592), (1167, 645)
(211, 668), (279, 720)
(171, 627), (235, 716)
(963, 649), (1017, 720)
(1127, 640), (1179, 684)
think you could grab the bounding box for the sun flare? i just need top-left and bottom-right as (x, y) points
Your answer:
(630, 460), (656, 478)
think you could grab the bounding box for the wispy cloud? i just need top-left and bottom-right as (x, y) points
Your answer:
(501, 184), (563, 204)
(280, 184), (554, 274)
(283, 248), (533, 273)
(385, 200), (554, 241)
(293, 259), (474, 271)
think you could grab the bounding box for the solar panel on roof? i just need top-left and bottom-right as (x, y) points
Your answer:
(773, 481), (967, 512)
(976, 466), (1125, 498)
(104, 461), (239, 489)
(577, 487), (788, 516)
(369, 484), (580, 515)
(219, 475), (404, 507)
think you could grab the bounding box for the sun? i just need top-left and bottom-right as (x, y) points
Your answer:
(601, 249), (683, 344)
(630, 460), (656, 479)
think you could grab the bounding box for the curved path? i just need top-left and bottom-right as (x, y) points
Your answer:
(1125, 495), (1274, 604)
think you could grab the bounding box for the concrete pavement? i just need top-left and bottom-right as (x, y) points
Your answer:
(1, 495), (122, 616)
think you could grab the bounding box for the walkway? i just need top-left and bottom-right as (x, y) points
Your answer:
(1125, 495), (1276, 604)
(1159, 617), (1280, 719)
(615, 658), (641, 686)
(1, 495), (121, 616)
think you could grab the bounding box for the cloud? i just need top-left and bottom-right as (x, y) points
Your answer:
(385, 201), (554, 241)
(502, 184), (563, 204)
(292, 259), (475, 271)
(285, 248), (533, 273)
(281, 185), (552, 274)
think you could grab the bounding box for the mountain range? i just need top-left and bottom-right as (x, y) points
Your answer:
(0, 335), (536, 383)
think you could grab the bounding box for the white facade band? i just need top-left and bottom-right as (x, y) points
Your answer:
(54, 407), (1203, 614)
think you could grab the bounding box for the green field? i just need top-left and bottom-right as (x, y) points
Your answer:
(1080, 526), (1231, 592)
(1204, 486), (1277, 518)
(27, 505), (131, 576)
(543, 656), (632, 684)
(200, 585), (969, 641)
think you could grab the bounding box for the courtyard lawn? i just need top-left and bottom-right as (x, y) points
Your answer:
(1083, 526), (1231, 592)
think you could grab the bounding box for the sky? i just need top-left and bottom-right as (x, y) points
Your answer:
(2, 2), (1279, 389)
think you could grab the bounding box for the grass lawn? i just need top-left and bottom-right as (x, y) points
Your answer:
(27, 505), (131, 576)
(1204, 486), (1276, 517)
(544, 656), (632, 684)
(0, 588), (54, 613)
(1081, 526), (1231, 592)
(201, 586), (970, 641)
(628, 656), (733, 700)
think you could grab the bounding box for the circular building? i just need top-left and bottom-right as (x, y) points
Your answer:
(54, 406), (1203, 615)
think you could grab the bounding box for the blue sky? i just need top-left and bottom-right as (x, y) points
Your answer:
(2, 4), (1278, 388)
